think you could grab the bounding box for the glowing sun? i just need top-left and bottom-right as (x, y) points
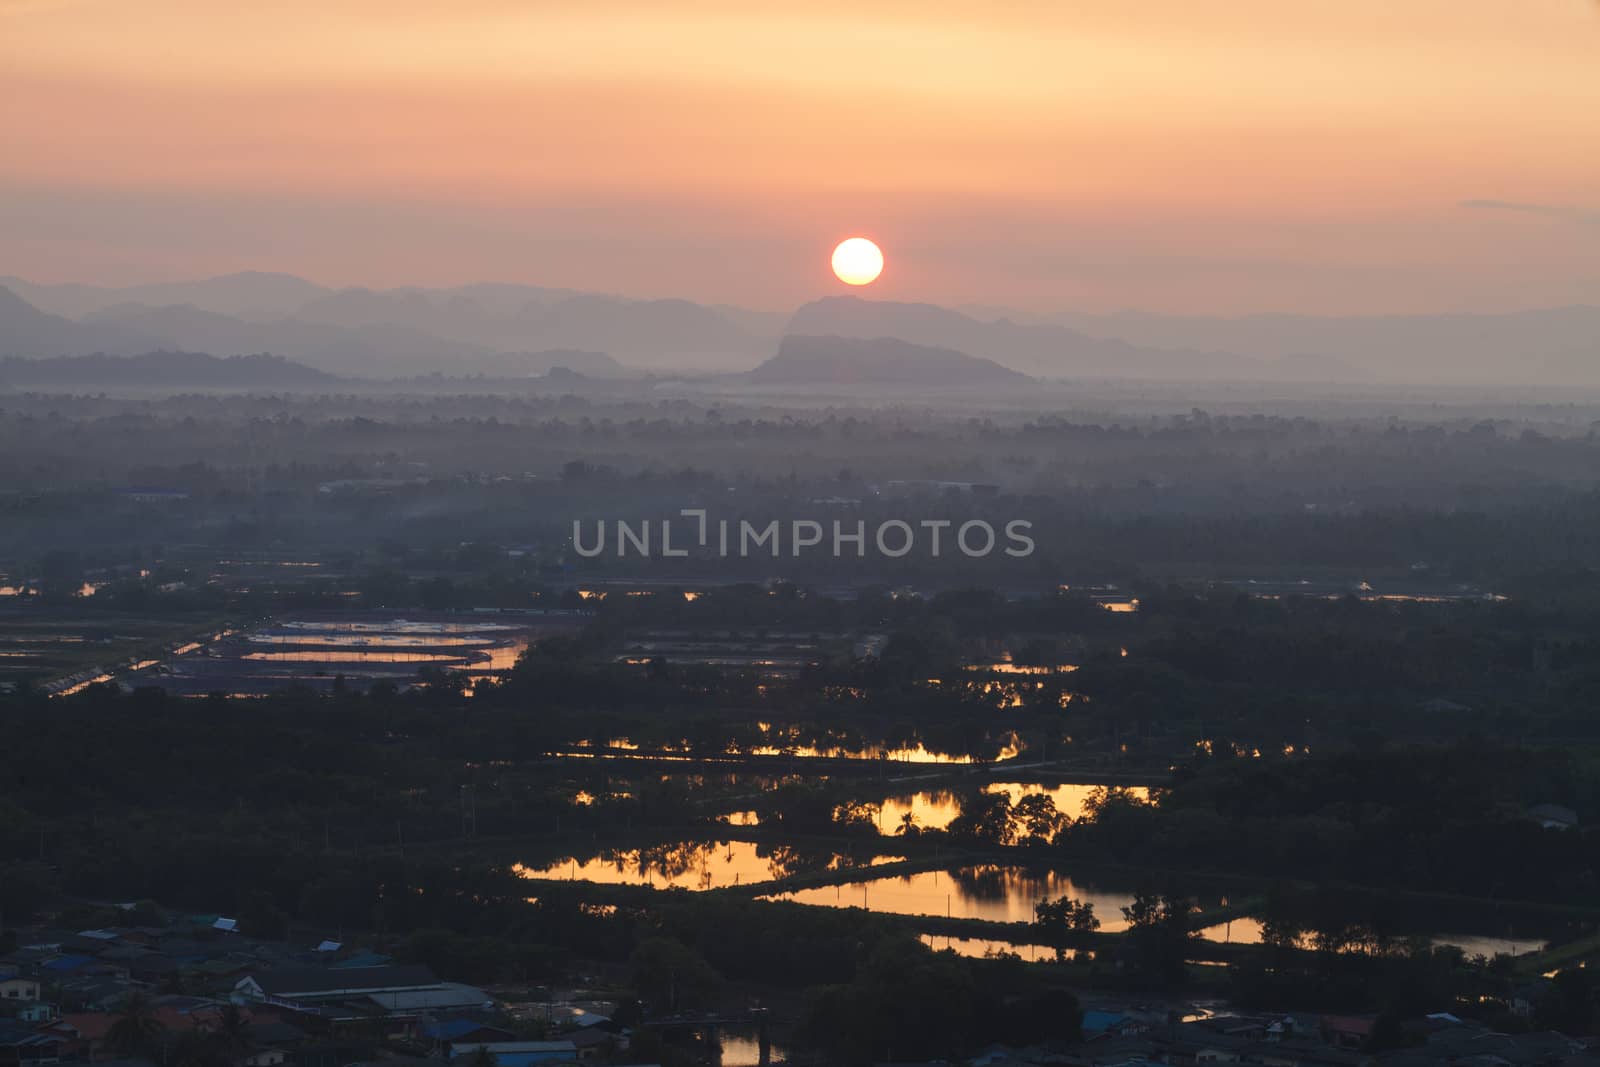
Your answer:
(831, 237), (884, 286)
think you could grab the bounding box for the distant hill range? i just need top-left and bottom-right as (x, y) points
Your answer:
(0, 350), (339, 389)
(0, 285), (166, 359)
(0, 274), (784, 375)
(0, 270), (328, 320)
(749, 334), (1029, 387)
(790, 297), (1288, 381)
(792, 296), (1600, 384)
(1046, 305), (1600, 384)
(1, 272), (1596, 385)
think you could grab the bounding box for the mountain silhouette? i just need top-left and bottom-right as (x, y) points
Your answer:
(749, 334), (1029, 387)
(0, 286), (160, 358)
(0, 349), (338, 389)
(5, 272), (1596, 384)
(0, 271), (327, 320)
(787, 296), (1261, 379)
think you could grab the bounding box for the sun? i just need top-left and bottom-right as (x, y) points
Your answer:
(831, 237), (884, 286)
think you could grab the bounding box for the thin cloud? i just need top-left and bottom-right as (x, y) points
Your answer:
(1460, 199), (1600, 225)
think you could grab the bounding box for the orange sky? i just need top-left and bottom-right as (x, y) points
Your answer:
(2, 0), (1597, 313)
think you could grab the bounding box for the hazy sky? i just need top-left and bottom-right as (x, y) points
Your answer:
(2, 0), (1597, 313)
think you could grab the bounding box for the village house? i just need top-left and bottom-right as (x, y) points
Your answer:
(234, 965), (494, 1028)
(447, 1041), (579, 1067)
(0, 974), (41, 1003)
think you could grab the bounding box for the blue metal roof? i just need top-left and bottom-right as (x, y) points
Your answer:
(43, 954), (97, 972)
(331, 951), (392, 969)
(1082, 1011), (1133, 1034)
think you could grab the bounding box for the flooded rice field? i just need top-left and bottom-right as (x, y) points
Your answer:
(765, 862), (1553, 959)
(515, 840), (904, 891)
(876, 782), (1153, 832)
(0, 610), (221, 695)
(1195, 916), (1548, 958)
(917, 933), (1062, 961)
(569, 723), (1022, 765)
(148, 611), (582, 696)
(763, 864), (1145, 928)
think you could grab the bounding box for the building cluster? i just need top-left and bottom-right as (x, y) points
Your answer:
(5, 912), (1595, 1067)
(904, 1006), (1600, 1067)
(0, 917), (628, 1067)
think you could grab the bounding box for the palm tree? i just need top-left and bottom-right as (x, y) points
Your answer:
(106, 992), (167, 1056)
(897, 811), (918, 836)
